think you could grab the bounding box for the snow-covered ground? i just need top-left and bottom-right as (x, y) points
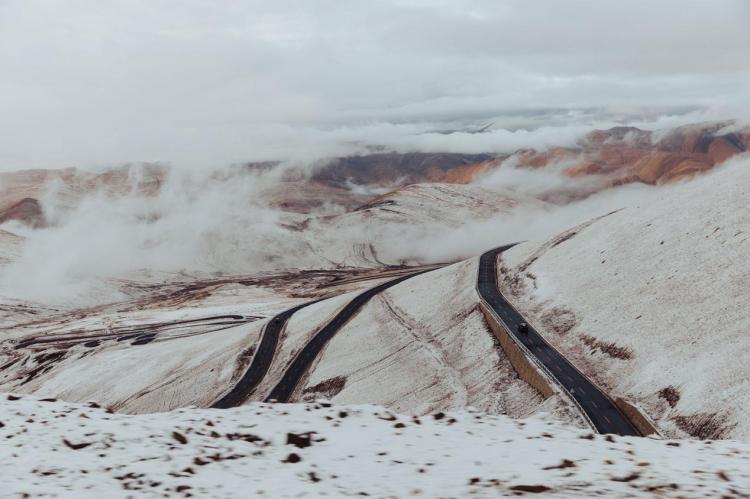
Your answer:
(1, 311), (267, 414)
(3, 155), (750, 450)
(0, 268), (416, 413)
(499, 155), (750, 440)
(2, 394), (749, 498)
(301, 183), (549, 267)
(0, 179), (554, 415)
(252, 289), (365, 399)
(296, 259), (567, 420)
(0, 272), (309, 413)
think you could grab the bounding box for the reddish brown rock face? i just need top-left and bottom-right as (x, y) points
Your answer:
(0, 122), (746, 229)
(707, 136), (744, 164)
(423, 160), (500, 184)
(311, 152), (497, 186)
(514, 148), (579, 169)
(0, 198), (46, 228)
(0, 165), (166, 229)
(496, 122), (747, 187)
(306, 122), (747, 193)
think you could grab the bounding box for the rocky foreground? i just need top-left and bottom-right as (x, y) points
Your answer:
(1, 394), (749, 498)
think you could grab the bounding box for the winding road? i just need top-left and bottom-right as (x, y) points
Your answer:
(211, 300), (323, 408)
(214, 245), (639, 435)
(477, 245), (640, 436)
(265, 269), (433, 403)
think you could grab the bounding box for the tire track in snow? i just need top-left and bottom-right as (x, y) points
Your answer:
(265, 268), (439, 403)
(378, 292), (469, 408)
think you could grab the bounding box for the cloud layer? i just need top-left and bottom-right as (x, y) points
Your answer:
(0, 0), (748, 169)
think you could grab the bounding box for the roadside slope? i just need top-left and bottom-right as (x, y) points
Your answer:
(302, 183), (549, 267)
(499, 155), (750, 439)
(478, 246), (639, 436)
(297, 259), (574, 420)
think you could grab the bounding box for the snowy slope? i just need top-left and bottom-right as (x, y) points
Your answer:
(0, 271), (319, 414)
(251, 289), (366, 400)
(295, 259), (581, 422)
(0, 179), (553, 415)
(2, 394), (749, 498)
(0, 268), (441, 413)
(1, 311), (267, 414)
(0, 229), (22, 267)
(301, 183), (550, 267)
(0, 275), (304, 411)
(499, 155), (750, 439)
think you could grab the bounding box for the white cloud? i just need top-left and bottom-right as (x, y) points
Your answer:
(0, 0), (748, 169)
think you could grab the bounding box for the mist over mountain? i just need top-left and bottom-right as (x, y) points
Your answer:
(1, 0), (749, 169)
(2, 2), (750, 497)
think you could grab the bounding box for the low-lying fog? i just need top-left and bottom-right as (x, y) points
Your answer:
(5, 117), (747, 307)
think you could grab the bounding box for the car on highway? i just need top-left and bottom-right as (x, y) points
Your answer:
(517, 322), (529, 334)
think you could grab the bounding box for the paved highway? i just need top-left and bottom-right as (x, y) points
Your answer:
(211, 301), (323, 408)
(477, 246), (640, 436)
(265, 270), (432, 403)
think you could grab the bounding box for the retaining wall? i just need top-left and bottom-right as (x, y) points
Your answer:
(479, 302), (555, 399)
(615, 397), (660, 437)
(480, 300), (658, 437)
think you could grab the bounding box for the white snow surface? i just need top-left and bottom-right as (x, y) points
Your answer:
(0, 269), (425, 413)
(298, 259), (552, 419)
(499, 155), (750, 439)
(252, 289), (367, 399)
(0, 285), (298, 413)
(302, 183), (548, 267)
(2, 394), (749, 498)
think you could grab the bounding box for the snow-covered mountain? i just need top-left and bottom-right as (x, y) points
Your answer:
(1, 122), (750, 496)
(498, 154), (750, 440)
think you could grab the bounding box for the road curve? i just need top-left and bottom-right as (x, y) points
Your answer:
(478, 245), (640, 436)
(211, 300), (324, 409)
(265, 269), (433, 403)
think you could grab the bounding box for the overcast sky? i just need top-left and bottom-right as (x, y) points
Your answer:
(1, 0), (749, 169)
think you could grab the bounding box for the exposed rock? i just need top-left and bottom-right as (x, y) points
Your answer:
(707, 136), (744, 164)
(312, 152), (496, 186)
(0, 198), (46, 228)
(632, 152), (712, 184)
(508, 122), (747, 188)
(658, 386), (681, 408)
(286, 432), (315, 449)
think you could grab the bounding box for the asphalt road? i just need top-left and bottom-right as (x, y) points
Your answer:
(477, 246), (640, 436)
(211, 301), (323, 409)
(265, 270), (432, 403)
